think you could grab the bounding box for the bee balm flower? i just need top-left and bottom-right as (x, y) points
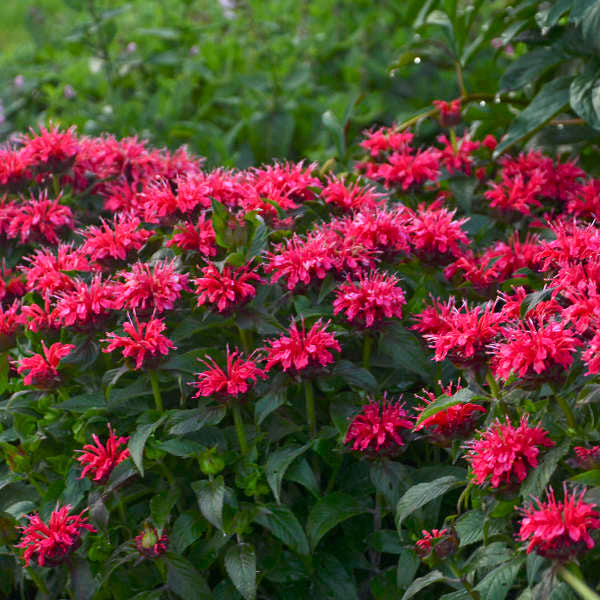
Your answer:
(76, 424), (130, 484)
(17, 341), (74, 388)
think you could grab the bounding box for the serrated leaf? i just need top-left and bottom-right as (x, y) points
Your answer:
(225, 543), (256, 600)
(151, 488), (181, 530)
(570, 73), (600, 131)
(306, 492), (370, 550)
(254, 390), (286, 425)
(265, 443), (311, 504)
(396, 476), (464, 528)
(165, 553), (212, 600)
(128, 416), (166, 477)
(171, 512), (204, 554)
(192, 476), (225, 530)
(254, 503), (309, 555)
(401, 570), (446, 600)
(474, 558), (524, 600)
(415, 387), (477, 427)
(521, 441), (569, 499)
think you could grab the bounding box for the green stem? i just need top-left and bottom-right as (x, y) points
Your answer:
(448, 560), (480, 600)
(237, 325), (250, 354)
(455, 61), (467, 96)
(149, 370), (163, 412)
(304, 379), (316, 438)
(485, 371), (500, 400)
(26, 567), (49, 597)
(27, 472), (45, 498)
(232, 404), (248, 456)
(362, 334), (373, 370)
(450, 127), (458, 153)
(558, 565), (600, 600)
(556, 395), (576, 429)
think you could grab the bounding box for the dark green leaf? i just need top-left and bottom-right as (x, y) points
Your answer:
(314, 552), (359, 600)
(70, 556), (97, 600)
(570, 73), (600, 131)
(265, 443), (311, 504)
(166, 553), (212, 600)
(332, 360), (377, 391)
(128, 416), (166, 477)
(151, 488), (181, 530)
(254, 503), (309, 555)
(474, 558), (524, 600)
(225, 543), (256, 600)
(171, 513), (205, 554)
(500, 49), (563, 91)
(570, 469), (600, 486)
(396, 547), (420, 589)
(254, 390), (286, 426)
(192, 476), (225, 530)
(414, 387), (477, 427)
(401, 570), (446, 600)
(582, 3), (600, 52)
(168, 406), (227, 435)
(56, 391), (106, 412)
(521, 441), (569, 499)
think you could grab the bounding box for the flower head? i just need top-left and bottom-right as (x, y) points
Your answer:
(16, 505), (95, 567)
(76, 424), (130, 484)
(333, 270), (406, 328)
(192, 347), (266, 401)
(102, 314), (176, 369)
(165, 214), (216, 256)
(571, 446), (600, 471)
(321, 176), (385, 212)
(135, 524), (168, 558)
(17, 341), (74, 388)
(433, 99), (461, 127)
(465, 417), (555, 489)
(344, 396), (413, 456)
(193, 263), (261, 314)
(22, 125), (79, 168)
(415, 528), (458, 559)
(264, 319), (341, 375)
(519, 485), (600, 561)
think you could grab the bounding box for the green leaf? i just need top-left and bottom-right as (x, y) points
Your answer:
(192, 476), (225, 530)
(543, 0), (572, 27)
(0, 353), (9, 395)
(246, 218), (268, 260)
(171, 513), (205, 554)
(396, 476), (464, 528)
(474, 558), (524, 600)
(570, 73), (600, 131)
(151, 488), (181, 530)
(520, 287), (556, 319)
(495, 77), (571, 155)
(415, 387), (477, 427)
(306, 492), (370, 551)
(56, 391), (106, 412)
(254, 390), (286, 425)
(332, 360), (377, 391)
(128, 416), (166, 477)
(521, 441), (569, 499)
(70, 556), (97, 600)
(166, 553), (212, 600)
(455, 510), (506, 547)
(396, 547), (420, 589)
(314, 552), (359, 600)
(500, 49), (563, 91)
(212, 198), (231, 250)
(254, 503), (309, 555)
(225, 543), (256, 600)
(168, 406), (227, 435)
(265, 443), (311, 504)
(401, 570), (446, 600)
(570, 469), (600, 486)
(582, 2), (600, 52)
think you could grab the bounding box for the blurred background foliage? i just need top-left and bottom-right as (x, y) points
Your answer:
(0, 0), (599, 169)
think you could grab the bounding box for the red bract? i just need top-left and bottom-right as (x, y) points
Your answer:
(80, 215), (151, 264)
(17, 341), (74, 388)
(165, 214), (216, 256)
(192, 347), (266, 401)
(490, 320), (581, 382)
(16, 505), (95, 567)
(115, 259), (189, 314)
(135, 525), (168, 558)
(333, 270), (406, 328)
(414, 381), (485, 446)
(6, 190), (74, 245)
(407, 199), (470, 262)
(519, 486), (600, 561)
(433, 98), (461, 127)
(76, 423), (130, 483)
(419, 300), (504, 368)
(193, 263), (261, 314)
(466, 417), (555, 489)
(53, 276), (116, 329)
(321, 175), (385, 212)
(264, 319), (340, 375)
(344, 396), (413, 456)
(102, 314), (176, 369)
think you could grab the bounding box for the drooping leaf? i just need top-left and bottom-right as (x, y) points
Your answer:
(192, 476), (225, 530)
(254, 503), (309, 555)
(128, 416), (166, 477)
(414, 387), (477, 427)
(165, 553), (212, 600)
(225, 542), (256, 600)
(265, 443), (311, 504)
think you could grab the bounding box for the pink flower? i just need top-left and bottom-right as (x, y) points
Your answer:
(193, 263), (261, 314)
(572, 446), (600, 470)
(21, 299), (59, 333)
(22, 124), (79, 168)
(192, 347), (266, 401)
(333, 270), (406, 328)
(465, 417), (555, 489)
(566, 178), (600, 218)
(17, 341), (74, 388)
(490, 320), (581, 382)
(115, 259), (189, 314)
(372, 148), (442, 190)
(519, 486), (600, 561)
(102, 314), (176, 369)
(359, 126), (414, 157)
(321, 176), (385, 212)
(165, 214), (216, 256)
(344, 396), (413, 456)
(135, 524), (168, 558)
(76, 424), (130, 483)
(0, 147), (33, 188)
(80, 214), (151, 264)
(437, 134), (480, 175)
(433, 98), (461, 127)
(264, 319), (341, 375)
(415, 528), (458, 559)
(485, 172), (544, 215)
(0, 301), (23, 339)
(16, 505), (95, 567)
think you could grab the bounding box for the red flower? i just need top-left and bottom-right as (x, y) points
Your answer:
(0, 261), (26, 305)
(192, 347), (266, 401)
(490, 320), (581, 382)
(17, 341), (74, 388)
(321, 175), (385, 212)
(333, 270), (406, 328)
(115, 259), (189, 314)
(22, 124), (79, 168)
(102, 314), (176, 370)
(465, 417), (555, 489)
(414, 381), (485, 446)
(0, 147), (33, 188)
(76, 423), (130, 483)
(359, 126), (414, 157)
(0, 301), (23, 340)
(16, 505), (95, 567)
(437, 134), (480, 175)
(566, 178), (600, 218)
(80, 215), (151, 264)
(433, 98), (461, 127)
(519, 485), (600, 561)
(21, 299), (59, 333)
(6, 190), (74, 245)
(373, 148), (441, 190)
(415, 528), (458, 559)
(583, 328), (600, 375)
(572, 446), (600, 470)
(53, 275), (117, 329)
(135, 524), (168, 558)
(344, 396), (413, 456)
(165, 214), (216, 256)
(193, 263), (261, 314)
(264, 319), (341, 375)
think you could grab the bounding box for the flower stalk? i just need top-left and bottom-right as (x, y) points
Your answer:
(304, 379), (316, 438)
(557, 565), (600, 600)
(232, 404), (248, 456)
(149, 370), (163, 412)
